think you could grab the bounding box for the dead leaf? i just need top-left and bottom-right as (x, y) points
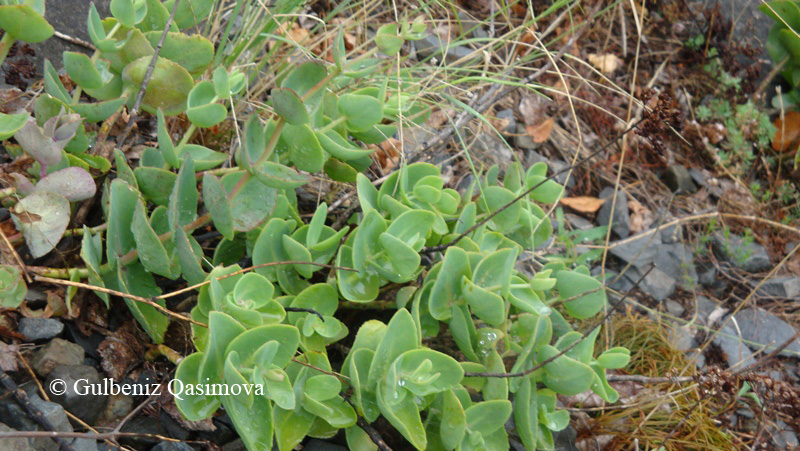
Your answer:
(525, 118), (554, 143)
(628, 198), (653, 234)
(588, 53), (624, 74)
(0, 342), (20, 372)
(772, 111), (800, 151)
(374, 138), (401, 173)
(560, 196), (606, 213)
(97, 321), (147, 380)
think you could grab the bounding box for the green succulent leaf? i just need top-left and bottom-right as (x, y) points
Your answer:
(186, 81), (227, 128)
(202, 173), (235, 240)
(338, 93), (383, 132)
(143, 31), (214, 76)
(0, 4), (54, 43)
(271, 88), (309, 125)
(0, 265), (26, 308)
(122, 56), (194, 115)
(555, 267), (606, 319)
(11, 191), (70, 259)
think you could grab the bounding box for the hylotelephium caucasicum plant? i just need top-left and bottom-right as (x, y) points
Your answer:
(0, 1), (630, 449)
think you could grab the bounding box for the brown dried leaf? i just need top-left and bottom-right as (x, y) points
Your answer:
(628, 198), (653, 234)
(525, 118), (554, 143)
(587, 53), (624, 74)
(97, 322), (147, 381)
(560, 196), (606, 213)
(772, 111), (800, 151)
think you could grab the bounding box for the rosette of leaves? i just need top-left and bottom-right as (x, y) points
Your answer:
(0, 0), (53, 67)
(9, 113), (97, 258)
(175, 311), (301, 449)
(467, 161), (563, 249)
(0, 265), (26, 308)
(284, 283), (348, 352)
(342, 309), (465, 450)
(335, 208), (436, 302)
(250, 202), (347, 295)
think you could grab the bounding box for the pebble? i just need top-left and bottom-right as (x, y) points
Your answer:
(31, 339), (84, 377)
(711, 232), (771, 272)
(597, 187), (631, 238)
(45, 365), (108, 425)
(18, 318), (63, 341)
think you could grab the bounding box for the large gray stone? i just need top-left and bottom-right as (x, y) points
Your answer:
(730, 307), (800, 357)
(0, 423), (35, 451)
(711, 233), (771, 273)
(713, 322), (757, 370)
(752, 276), (800, 299)
(662, 165), (697, 194)
(609, 235), (697, 300)
(597, 187), (630, 238)
(31, 339), (84, 377)
(414, 33), (476, 65)
(45, 365), (108, 425)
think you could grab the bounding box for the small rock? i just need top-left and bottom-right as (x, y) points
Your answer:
(699, 266), (717, 287)
(94, 394), (133, 427)
(714, 322), (757, 369)
(730, 307), (800, 357)
(773, 420), (800, 449)
(515, 124), (537, 150)
(471, 132), (513, 166)
(45, 365), (108, 425)
(597, 187), (631, 238)
(662, 165), (697, 194)
(151, 442), (194, 451)
(620, 265), (676, 302)
(414, 33), (475, 65)
(554, 425), (578, 451)
(27, 390), (97, 451)
(752, 276), (800, 299)
(119, 415), (165, 448)
(564, 213), (594, 231)
(0, 423), (36, 451)
(668, 325), (697, 352)
(31, 339), (84, 377)
(18, 318), (64, 341)
(495, 108), (516, 134)
(665, 300), (685, 317)
(711, 233), (771, 272)
(688, 168), (709, 188)
(548, 159), (575, 189)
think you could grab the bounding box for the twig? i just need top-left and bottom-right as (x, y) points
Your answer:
(33, 275), (205, 327)
(0, 225), (31, 283)
(0, 371), (76, 451)
(605, 374), (694, 384)
(421, 115), (648, 253)
(463, 265), (655, 378)
(154, 261), (356, 301)
(53, 31), (94, 50)
(357, 416), (392, 451)
(116, 0), (181, 148)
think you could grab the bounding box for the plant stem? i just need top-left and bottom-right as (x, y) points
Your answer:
(144, 344), (183, 365)
(0, 33), (14, 68)
(176, 124), (198, 149)
(317, 116), (347, 134)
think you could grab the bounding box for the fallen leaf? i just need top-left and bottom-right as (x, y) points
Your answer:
(772, 111), (800, 151)
(628, 198), (653, 234)
(374, 138), (401, 173)
(97, 321), (147, 380)
(525, 118), (554, 143)
(560, 196), (606, 213)
(588, 53), (624, 74)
